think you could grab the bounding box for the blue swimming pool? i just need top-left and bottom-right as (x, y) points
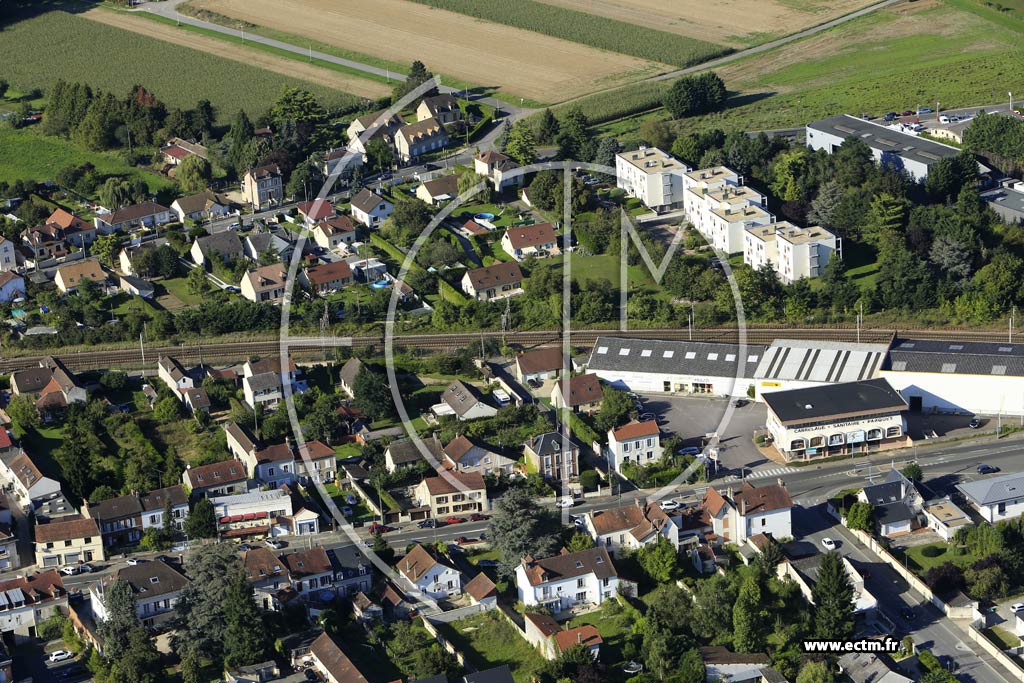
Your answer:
(475, 212), (495, 221)
(371, 279), (391, 289)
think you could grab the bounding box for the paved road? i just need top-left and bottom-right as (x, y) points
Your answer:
(795, 509), (1013, 683)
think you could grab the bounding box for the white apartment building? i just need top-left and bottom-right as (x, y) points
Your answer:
(682, 166), (741, 221)
(699, 187), (772, 253)
(615, 148), (689, 212)
(744, 221), (841, 283)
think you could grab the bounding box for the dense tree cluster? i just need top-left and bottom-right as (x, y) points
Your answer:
(663, 72), (727, 119)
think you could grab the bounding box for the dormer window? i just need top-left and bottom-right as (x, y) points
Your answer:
(575, 561), (583, 569)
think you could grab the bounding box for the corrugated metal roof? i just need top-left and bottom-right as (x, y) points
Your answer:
(754, 340), (888, 384)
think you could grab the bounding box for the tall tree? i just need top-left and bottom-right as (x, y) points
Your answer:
(504, 122), (537, 166)
(222, 571), (271, 667)
(795, 661), (836, 683)
(732, 575), (765, 652)
(536, 108), (560, 145)
(487, 487), (561, 577)
(663, 72), (726, 118)
(173, 543), (240, 662)
(98, 579), (138, 660)
(557, 109), (595, 161)
(393, 60), (435, 102)
(109, 626), (162, 683)
(177, 155), (212, 194)
(812, 552), (855, 641)
(862, 193), (906, 249)
(183, 498), (217, 539)
(593, 136), (621, 169)
(352, 365), (397, 421)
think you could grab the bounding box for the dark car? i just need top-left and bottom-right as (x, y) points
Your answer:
(417, 519), (436, 529)
(884, 112), (898, 121)
(978, 464), (1000, 475)
(469, 513), (489, 522)
(732, 399), (747, 408)
(445, 516), (467, 525)
(901, 110), (914, 116)
(969, 417), (982, 429)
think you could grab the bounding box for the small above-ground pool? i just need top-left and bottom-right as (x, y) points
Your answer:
(475, 212), (495, 221)
(371, 279), (391, 289)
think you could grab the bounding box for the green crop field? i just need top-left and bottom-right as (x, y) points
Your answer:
(0, 5), (359, 122)
(0, 124), (176, 191)
(405, 0), (729, 68)
(572, 0), (1024, 135)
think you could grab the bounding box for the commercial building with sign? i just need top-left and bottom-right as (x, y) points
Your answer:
(753, 339), (889, 400)
(763, 378), (909, 461)
(880, 338), (1024, 416)
(587, 337), (765, 397)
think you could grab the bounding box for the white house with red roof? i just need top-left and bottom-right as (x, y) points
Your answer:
(606, 420), (662, 473)
(516, 547), (619, 616)
(395, 543), (462, 599)
(311, 216), (357, 251)
(501, 223), (558, 261)
(297, 199), (335, 225)
(702, 481), (793, 543)
(442, 435), (515, 476)
(583, 500), (678, 555)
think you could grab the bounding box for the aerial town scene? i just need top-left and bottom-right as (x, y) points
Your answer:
(1, 0), (1024, 681)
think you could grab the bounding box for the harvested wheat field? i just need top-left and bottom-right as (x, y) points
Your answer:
(82, 7), (391, 100)
(188, 0), (669, 103)
(535, 0), (874, 47)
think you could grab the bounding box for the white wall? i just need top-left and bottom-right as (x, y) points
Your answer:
(881, 370), (1024, 417)
(743, 508), (791, 542)
(590, 368), (750, 397)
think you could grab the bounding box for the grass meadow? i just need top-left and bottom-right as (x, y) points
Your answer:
(0, 4), (360, 121)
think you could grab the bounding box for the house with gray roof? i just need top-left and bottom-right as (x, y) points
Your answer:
(437, 380), (497, 421)
(587, 336), (765, 397)
(190, 231), (244, 268)
(957, 471), (1024, 523)
(243, 231), (294, 264)
(857, 469), (921, 538)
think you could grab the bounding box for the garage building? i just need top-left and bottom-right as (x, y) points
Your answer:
(587, 337), (765, 397)
(753, 339), (888, 400)
(763, 378), (909, 462)
(881, 338), (1024, 416)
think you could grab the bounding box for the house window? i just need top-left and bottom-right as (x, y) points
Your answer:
(886, 426), (902, 438)
(575, 592), (587, 602)
(577, 578), (585, 588)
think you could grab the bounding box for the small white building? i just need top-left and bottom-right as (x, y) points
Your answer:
(349, 188), (393, 228)
(395, 544), (462, 599)
(606, 420), (662, 473)
(157, 356), (193, 395)
(922, 499), (972, 541)
(763, 378), (909, 461)
(777, 554), (876, 615)
(474, 150), (522, 192)
(209, 488), (293, 538)
(957, 472), (1024, 524)
(516, 547), (619, 617)
(682, 166), (741, 224)
(743, 221), (840, 283)
(614, 147), (689, 212)
(461, 262), (524, 302)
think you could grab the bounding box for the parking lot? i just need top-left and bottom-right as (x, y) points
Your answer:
(634, 392), (768, 472)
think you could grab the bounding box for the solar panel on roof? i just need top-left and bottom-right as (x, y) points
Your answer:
(1000, 347), (1014, 352)
(949, 345), (964, 351)
(596, 347), (608, 354)
(641, 350), (652, 357)
(663, 351), (674, 358)
(684, 352), (696, 359)
(7, 588), (25, 604)
(618, 348), (630, 355)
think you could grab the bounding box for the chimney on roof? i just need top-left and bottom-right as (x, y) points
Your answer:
(778, 478), (784, 487)
(741, 498), (747, 516)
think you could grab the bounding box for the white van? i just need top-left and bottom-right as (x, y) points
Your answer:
(938, 114), (950, 124)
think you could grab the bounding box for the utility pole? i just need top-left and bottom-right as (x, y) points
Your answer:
(1011, 305), (1016, 344)
(139, 332), (145, 365)
(688, 302), (694, 341)
(857, 301), (863, 343)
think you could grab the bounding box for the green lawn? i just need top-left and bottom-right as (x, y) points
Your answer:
(159, 277), (205, 306)
(894, 542), (981, 573)
(0, 3), (358, 121)
(567, 601), (636, 666)
(984, 626), (1022, 651)
(439, 612), (539, 683)
(13, 424), (65, 479)
(0, 125), (175, 191)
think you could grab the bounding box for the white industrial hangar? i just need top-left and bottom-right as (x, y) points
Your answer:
(753, 340), (890, 400)
(881, 338), (1024, 416)
(587, 337), (765, 397)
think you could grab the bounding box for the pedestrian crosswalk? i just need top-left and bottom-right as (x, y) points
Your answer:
(718, 466), (798, 483)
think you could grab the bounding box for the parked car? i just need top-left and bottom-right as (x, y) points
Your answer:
(345, 494), (358, 505)
(821, 537), (837, 551)
(901, 110), (915, 116)
(60, 566), (79, 576)
(978, 464), (1000, 474)
(78, 564), (93, 573)
(341, 506), (353, 517)
(444, 516), (467, 525)
(677, 447), (701, 456)
(417, 519), (436, 529)
(732, 399), (748, 408)
(469, 513), (489, 522)
(1011, 603), (1024, 613)
(126, 558), (143, 566)
(369, 522), (394, 534)
(659, 500), (681, 512)
(238, 543), (252, 552)
(225, 285), (241, 293)
(622, 662), (643, 675)
(969, 417), (982, 429)
(49, 650), (74, 663)
(265, 539), (285, 549)
(455, 536), (479, 546)
(477, 559), (499, 568)
(555, 497), (575, 508)
(884, 112), (898, 121)
(918, 107), (933, 114)
(639, 412), (657, 421)
(527, 379), (542, 389)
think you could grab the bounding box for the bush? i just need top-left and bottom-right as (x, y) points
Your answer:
(918, 649), (942, 673)
(579, 469), (600, 491)
(37, 613), (67, 641)
(920, 545), (945, 558)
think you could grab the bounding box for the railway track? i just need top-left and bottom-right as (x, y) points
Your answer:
(0, 325), (1013, 373)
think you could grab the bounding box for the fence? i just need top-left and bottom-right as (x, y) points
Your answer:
(422, 601), (495, 624)
(420, 615), (470, 669)
(967, 624), (1024, 682)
